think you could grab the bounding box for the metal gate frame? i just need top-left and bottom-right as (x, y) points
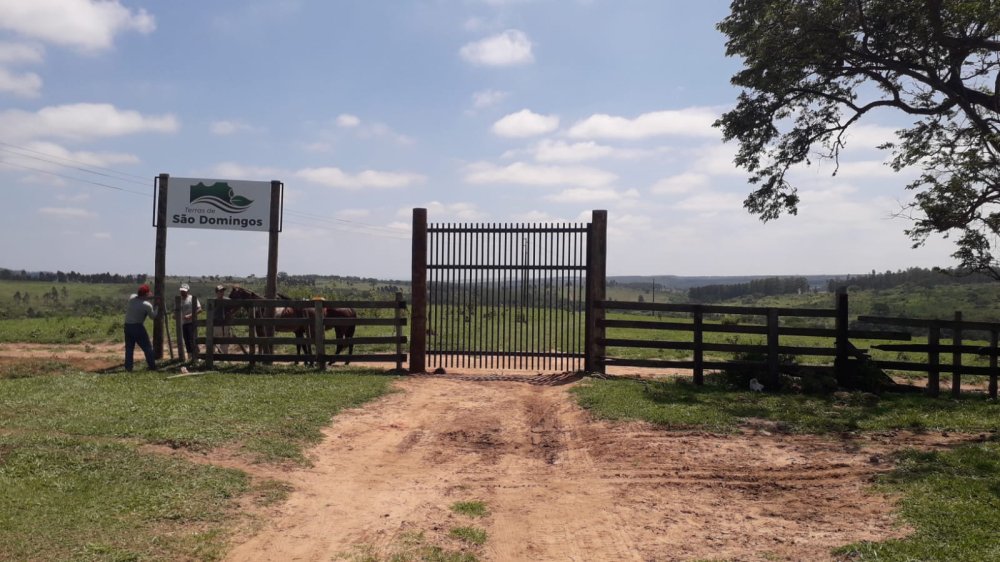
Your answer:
(410, 209), (606, 374)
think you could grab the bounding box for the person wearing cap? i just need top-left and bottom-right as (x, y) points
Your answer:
(124, 284), (159, 372)
(211, 284), (232, 355)
(178, 283), (202, 357)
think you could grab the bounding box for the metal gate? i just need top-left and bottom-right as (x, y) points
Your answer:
(410, 209), (606, 373)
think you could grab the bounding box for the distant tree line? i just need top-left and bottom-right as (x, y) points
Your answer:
(688, 277), (810, 302)
(828, 267), (993, 292)
(0, 268), (146, 284)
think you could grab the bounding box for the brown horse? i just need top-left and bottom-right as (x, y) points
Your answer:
(227, 287), (356, 365)
(228, 286), (312, 360)
(304, 298), (357, 365)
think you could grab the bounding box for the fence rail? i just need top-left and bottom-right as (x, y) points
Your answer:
(860, 313), (1000, 398)
(596, 296), (1000, 398)
(175, 293), (408, 370)
(595, 290), (906, 390)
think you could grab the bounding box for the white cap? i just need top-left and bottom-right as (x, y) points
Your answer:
(179, 283), (190, 292)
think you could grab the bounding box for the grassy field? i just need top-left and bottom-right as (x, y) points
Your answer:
(0, 363), (396, 561)
(571, 375), (1000, 561)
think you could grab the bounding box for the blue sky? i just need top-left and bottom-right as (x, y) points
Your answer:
(0, 0), (955, 280)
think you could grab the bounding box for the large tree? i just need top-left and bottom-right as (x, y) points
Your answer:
(716, 0), (1000, 277)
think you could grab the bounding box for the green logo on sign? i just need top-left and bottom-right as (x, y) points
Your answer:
(189, 182), (254, 213)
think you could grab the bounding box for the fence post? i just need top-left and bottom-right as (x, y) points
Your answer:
(928, 323), (940, 397)
(952, 311), (962, 398)
(410, 208), (427, 374)
(767, 308), (780, 388)
(174, 295), (186, 363)
(585, 210), (607, 374)
(834, 287), (848, 386)
(396, 291), (405, 372)
(990, 329), (998, 400)
(314, 300), (325, 371)
(205, 299), (215, 370)
(248, 303), (257, 369)
(693, 305), (704, 386)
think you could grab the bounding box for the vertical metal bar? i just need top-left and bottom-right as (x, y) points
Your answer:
(395, 291), (404, 371)
(427, 226), (433, 369)
(505, 224), (512, 370)
(475, 224), (483, 368)
(492, 226), (499, 370)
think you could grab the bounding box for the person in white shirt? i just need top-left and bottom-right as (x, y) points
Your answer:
(179, 283), (201, 356)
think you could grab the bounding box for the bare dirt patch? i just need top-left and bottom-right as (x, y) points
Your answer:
(1, 344), (972, 559)
(0, 342), (121, 372)
(222, 375), (967, 562)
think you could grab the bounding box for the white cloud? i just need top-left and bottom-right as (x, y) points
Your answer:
(0, 0), (155, 52)
(464, 161), (616, 188)
(336, 114), (361, 128)
(0, 67), (41, 97)
(492, 109), (558, 138)
(650, 172), (710, 196)
(471, 89), (508, 110)
(545, 187), (637, 203)
(25, 141), (138, 167)
(0, 42), (44, 64)
(400, 201), (487, 221)
(533, 140), (612, 162)
(206, 162), (284, 180)
(567, 107), (720, 140)
(336, 209), (371, 220)
(93, 232), (111, 239)
(296, 167), (425, 189)
(210, 120), (256, 135)
(38, 206), (96, 218)
(459, 29), (534, 66)
(0, 103), (178, 141)
(671, 192), (745, 214)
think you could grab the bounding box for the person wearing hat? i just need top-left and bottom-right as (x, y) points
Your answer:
(124, 283), (159, 372)
(211, 284), (232, 355)
(178, 283), (202, 357)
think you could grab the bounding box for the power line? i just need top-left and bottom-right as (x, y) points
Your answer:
(0, 140), (414, 240)
(0, 141), (150, 185)
(0, 159), (151, 197)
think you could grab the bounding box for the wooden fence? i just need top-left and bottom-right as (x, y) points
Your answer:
(860, 313), (1000, 399)
(173, 293), (408, 370)
(595, 291), (911, 389)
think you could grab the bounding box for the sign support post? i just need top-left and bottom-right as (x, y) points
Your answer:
(153, 173), (169, 359)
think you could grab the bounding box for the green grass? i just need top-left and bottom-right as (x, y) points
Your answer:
(836, 441), (1000, 561)
(0, 434), (248, 562)
(337, 530), (478, 562)
(449, 501), (488, 518)
(0, 363), (396, 561)
(448, 527), (487, 546)
(571, 376), (1000, 434)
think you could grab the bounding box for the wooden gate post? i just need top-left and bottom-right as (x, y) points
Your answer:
(693, 305), (704, 385)
(989, 329), (998, 400)
(834, 287), (849, 385)
(928, 323), (941, 397)
(585, 210), (607, 374)
(952, 311), (963, 398)
(410, 208), (428, 374)
(767, 308), (780, 387)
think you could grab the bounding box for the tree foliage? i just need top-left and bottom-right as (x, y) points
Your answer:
(716, 0), (1000, 277)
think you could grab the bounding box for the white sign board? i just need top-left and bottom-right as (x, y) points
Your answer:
(165, 177), (272, 232)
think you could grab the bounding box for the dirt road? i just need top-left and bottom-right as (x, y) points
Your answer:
(0, 343), (962, 560)
(222, 374), (962, 562)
